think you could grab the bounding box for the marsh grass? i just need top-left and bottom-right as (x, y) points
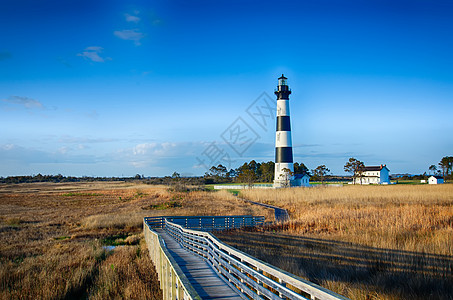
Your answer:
(0, 182), (271, 299)
(215, 184), (453, 299)
(88, 240), (161, 299)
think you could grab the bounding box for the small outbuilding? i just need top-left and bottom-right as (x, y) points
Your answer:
(428, 176), (444, 184)
(291, 173), (310, 187)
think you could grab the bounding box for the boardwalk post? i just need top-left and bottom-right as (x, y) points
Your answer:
(279, 278), (286, 298)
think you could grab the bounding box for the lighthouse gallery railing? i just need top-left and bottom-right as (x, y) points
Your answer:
(144, 216), (349, 300)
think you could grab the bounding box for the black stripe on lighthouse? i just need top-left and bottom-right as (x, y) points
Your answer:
(276, 116), (291, 131)
(275, 147), (293, 163)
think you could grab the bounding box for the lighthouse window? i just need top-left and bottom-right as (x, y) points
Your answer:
(279, 79), (287, 86)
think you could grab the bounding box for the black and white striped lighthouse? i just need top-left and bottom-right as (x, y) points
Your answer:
(274, 74), (294, 187)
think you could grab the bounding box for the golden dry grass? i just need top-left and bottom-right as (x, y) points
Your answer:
(241, 185), (453, 253)
(0, 182), (271, 299)
(215, 184), (453, 299)
(88, 239), (162, 300)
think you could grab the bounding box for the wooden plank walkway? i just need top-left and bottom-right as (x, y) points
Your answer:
(241, 199), (290, 222)
(155, 229), (244, 299)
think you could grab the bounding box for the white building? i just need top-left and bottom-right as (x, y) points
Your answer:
(353, 164), (390, 184)
(291, 174), (310, 187)
(428, 176), (444, 184)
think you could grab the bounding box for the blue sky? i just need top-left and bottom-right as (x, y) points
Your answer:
(1, 0), (452, 177)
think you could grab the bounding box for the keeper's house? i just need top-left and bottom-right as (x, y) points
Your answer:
(428, 176), (444, 184)
(353, 164), (390, 185)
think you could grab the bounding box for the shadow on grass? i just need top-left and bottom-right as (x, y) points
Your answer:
(215, 231), (453, 299)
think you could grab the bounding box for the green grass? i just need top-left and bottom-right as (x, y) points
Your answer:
(226, 190), (240, 196)
(102, 234), (140, 246)
(309, 181), (346, 185)
(61, 192), (103, 197)
(392, 180), (427, 185)
(149, 201), (181, 210)
(5, 218), (22, 226)
(204, 185), (215, 190)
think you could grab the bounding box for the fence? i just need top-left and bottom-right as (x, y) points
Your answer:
(144, 216), (349, 300)
(213, 185), (274, 190)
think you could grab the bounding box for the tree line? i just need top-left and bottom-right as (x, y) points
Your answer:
(203, 160), (339, 184)
(2, 155), (450, 185)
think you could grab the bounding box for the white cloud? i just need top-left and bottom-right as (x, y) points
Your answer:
(126, 142), (205, 169)
(77, 46), (110, 62)
(114, 29), (144, 46)
(2, 96), (43, 109)
(125, 13), (140, 23)
(2, 144), (15, 151)
(133, 142), (177, 156)
(58, 146), (70, 154)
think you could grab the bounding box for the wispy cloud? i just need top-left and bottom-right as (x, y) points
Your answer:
(2, 96), (43, 109)
(77, 46), (110, 62)
(125, 13), (140, 23)
(132, 142), (177, 156)
(0, 144), (99, 165)
(114, 29), (144, 46)
(58, 135), (117, 144)
(127, 142), (201, 168)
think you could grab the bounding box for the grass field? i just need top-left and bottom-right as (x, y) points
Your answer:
(2, 182), (451, 299)
(0, 182), (271, 299)
(215, 184), (453, 300)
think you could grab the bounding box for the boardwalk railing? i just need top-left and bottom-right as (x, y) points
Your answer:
(144, 220), (201, 300)
(144, 216), (349, 300)
(145, 215), (265, 231)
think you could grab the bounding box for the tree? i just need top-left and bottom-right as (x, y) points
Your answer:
(344, 158), (365, 184)
(237, 168), (257, 187)
(439, 156), (453, 181)
(279, 168), (293, 188)
(258, 161), (274, 183)
(226, 168), (237, 179)
(205, 164), (230, 183)
(429, 165), (437, 175)
(294, 162), (309, 175)
(313, 165), (330, 184)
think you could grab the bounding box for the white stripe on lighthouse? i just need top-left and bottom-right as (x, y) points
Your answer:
(276, 131), (292, 147)
(277, 100), (290, 116)
(276, 163), (294, 174)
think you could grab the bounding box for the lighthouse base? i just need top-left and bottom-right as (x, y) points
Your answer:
(273, 179), (303, 188)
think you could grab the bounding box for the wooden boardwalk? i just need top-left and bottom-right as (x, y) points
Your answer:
(242, 199), (290, 222)
(155, 229), (243, 299)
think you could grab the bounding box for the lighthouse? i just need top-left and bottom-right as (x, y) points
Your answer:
(274, 74), (294, 187)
